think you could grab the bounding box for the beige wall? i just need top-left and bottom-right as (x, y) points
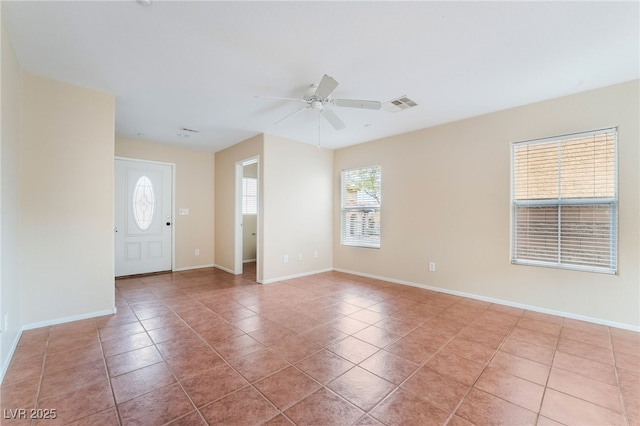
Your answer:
(214, 134), (263, 278)
(334, 80), (640, 328)
(115, 137), (215, 271)
(20, 74), (115, 325)
(262, 134), (333, 282)
(1, 6), (23, 376)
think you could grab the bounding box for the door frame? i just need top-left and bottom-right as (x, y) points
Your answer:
(234, 156), (261, 281)
(114, 156), (176, 275)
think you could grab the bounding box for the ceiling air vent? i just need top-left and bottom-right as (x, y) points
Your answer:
(383, 96), (419, 113)
(177, 127), (199, 138)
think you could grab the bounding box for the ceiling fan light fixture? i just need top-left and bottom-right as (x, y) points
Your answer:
(303, 84), (319, 101)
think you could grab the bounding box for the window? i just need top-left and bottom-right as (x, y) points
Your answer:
(132, 175), (155, 231)
(341, 165), (381, 248)
(242, 177), (257, 214)
(511, 128), (617, 273)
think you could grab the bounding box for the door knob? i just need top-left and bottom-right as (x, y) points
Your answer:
(166, 222), (171, 226)
(114, 227), (118, 233)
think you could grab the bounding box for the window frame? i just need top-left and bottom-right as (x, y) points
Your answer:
(510, 128), (618, 274)
(341, 164), (382, 249)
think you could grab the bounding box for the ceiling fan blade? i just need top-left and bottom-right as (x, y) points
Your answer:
(321, 108), (346, 130)
(315, 74), (339, 99)
(255, 95), (305, 103)
(274, 105), (308, 125)
(333, 99), (382, 110)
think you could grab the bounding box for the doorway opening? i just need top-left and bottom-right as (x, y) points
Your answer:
(235, 156), (260, 282)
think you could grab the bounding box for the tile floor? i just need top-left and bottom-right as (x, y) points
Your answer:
(1, 264), (638, 425)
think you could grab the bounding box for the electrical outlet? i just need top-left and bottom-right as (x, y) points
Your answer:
(298, 253), (303, 261)
(429, 262), (436, 272)
(283, 254), (289, 263)
(195, 249), (200, 256)
(314, 250), (318, 258)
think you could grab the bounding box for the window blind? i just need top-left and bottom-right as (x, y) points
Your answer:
(511, 128), (617, 273)
(341, 165), (381, 248)
(242, 177), (257, 215)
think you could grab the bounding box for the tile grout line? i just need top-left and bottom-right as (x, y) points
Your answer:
(533, 315), (564, 426)
(609, 325), (631, 426)
(32, 329), (50, 426)
(97, 319), (124, 426)
(105, 288), (144, 426)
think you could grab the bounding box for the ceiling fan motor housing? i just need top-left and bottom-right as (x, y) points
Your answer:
(303, 84), (326, 106)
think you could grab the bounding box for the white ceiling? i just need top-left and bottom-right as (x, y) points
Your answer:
(3, 1), (638, 151)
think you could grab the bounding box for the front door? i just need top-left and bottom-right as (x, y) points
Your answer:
(115, 159), (172, 277)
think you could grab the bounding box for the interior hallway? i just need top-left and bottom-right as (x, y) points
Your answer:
(1, 265), (638, 425)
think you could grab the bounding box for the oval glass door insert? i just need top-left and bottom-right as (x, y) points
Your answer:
(132, 175), (155, 230)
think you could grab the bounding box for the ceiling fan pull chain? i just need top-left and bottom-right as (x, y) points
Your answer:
(317, 110), (321, 149)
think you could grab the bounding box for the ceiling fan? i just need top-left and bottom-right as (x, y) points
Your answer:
(257, 74), (382, 131)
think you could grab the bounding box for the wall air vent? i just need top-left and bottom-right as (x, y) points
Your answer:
(383, 96), (419, 113)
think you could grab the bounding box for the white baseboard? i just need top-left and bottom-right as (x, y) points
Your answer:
(333, 268), (640, 332)
(261, 268), (334, 285)
(0, 329), (23, 384)
(1, 307), (117, 384)
(22, 308), (117, 331)
(243, 259), (257, 263)
(213, 264), (235, 274)
(173, 263), (215, 272)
